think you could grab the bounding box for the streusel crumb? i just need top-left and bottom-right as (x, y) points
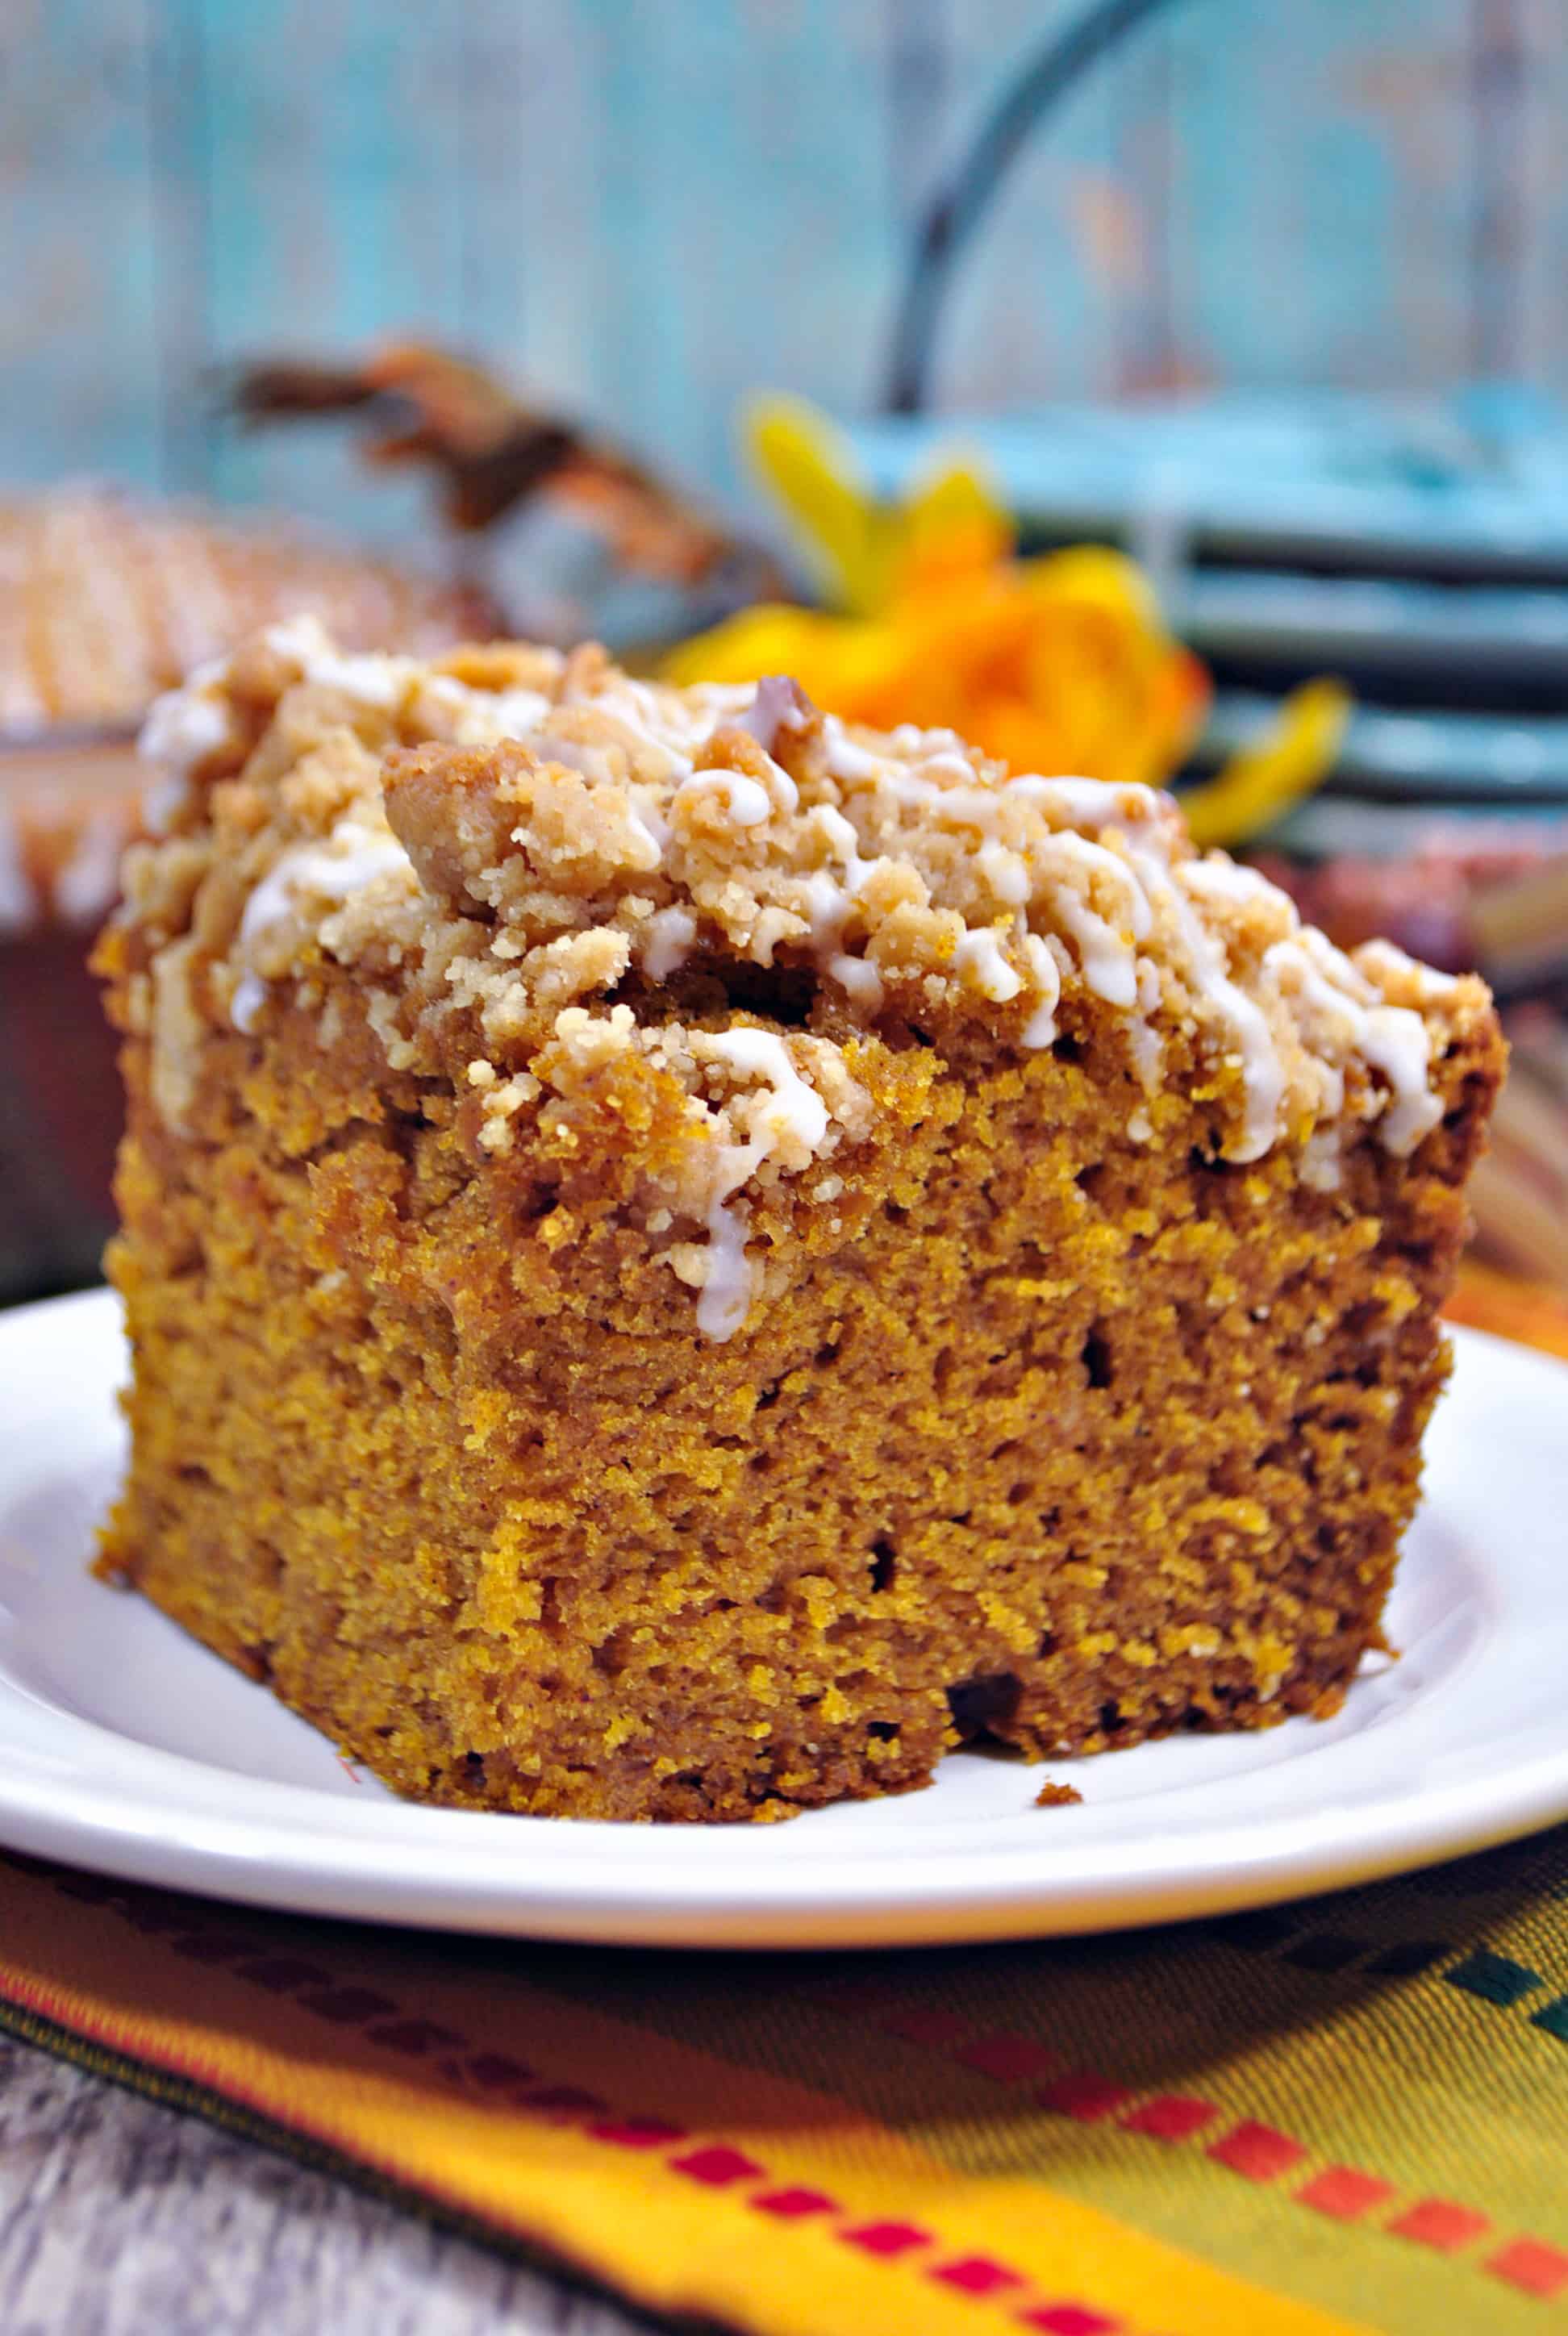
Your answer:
(125, 615), (1488, 1339)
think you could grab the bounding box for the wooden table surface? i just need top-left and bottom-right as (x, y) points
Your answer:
(0, 2032), (664, 2336)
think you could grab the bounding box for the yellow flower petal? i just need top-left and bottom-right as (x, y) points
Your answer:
(1180, 679), (1351, 849)
(662, 604), (829, 689)
(743, 395), (895, 616)
(1021, 544), (1162, 623)
(895, 461), (1013, 590)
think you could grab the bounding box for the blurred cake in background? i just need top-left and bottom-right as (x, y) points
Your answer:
(0, 482), (488, 1302)
(1, 481), (487, 926)
(0, 479), (486, 737)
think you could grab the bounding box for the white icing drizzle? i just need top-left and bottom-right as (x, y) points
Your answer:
(1180, 857), (1276, 909)
(1013, 774), (1151, 828)
(694, 1161), (756, 1341)
(529, 729), (628, 784)
(139, 657), (238, 832)
(642, 905), (697, 980)
(688, 1029), (836, 1341)
(791, 841), (874, 1011)
(828, 953), (885, 1012)
(263, 615), (411, 710)
(1129, 957), (1166, 1091)
(700, 1029), (831, 1158)
(140, 674), (231, 773)
(1265, 928), (1441, 1156)
(1299, 1127), (1344, 1192)
(811, 803), (871, 882)
(1019, 935), (1061, 1048)
(978, 840), (1030, 907)
(470, 682), (557, 735)
(1153, 859), (1287, 1162)
(1045, 833), (1149, 1011)
(740, 674), (808, 756)
(1357, 936), (1462, 1001)
(818, 720), (883, 782)
(417, 672), (557, 740)
(621, 808), (668, 872)
(673, 768), (773, 828)
(241, 816), (413, 949)
(231, 813), (415, 1029)
(231, 972), (268, 1033)
(953, 927), (1023, 1003)
(1361, 1009), (1442, 1153)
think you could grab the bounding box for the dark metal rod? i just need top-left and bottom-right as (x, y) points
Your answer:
(883, 0), (1195, 415)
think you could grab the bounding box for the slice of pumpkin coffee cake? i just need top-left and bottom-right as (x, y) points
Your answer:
(94, 621), (1503, 1818)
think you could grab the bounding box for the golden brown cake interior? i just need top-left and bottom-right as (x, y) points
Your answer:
(95, 624), (1504, 1819)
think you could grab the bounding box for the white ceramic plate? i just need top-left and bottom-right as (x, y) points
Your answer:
(2, 1287), (1566, 1949)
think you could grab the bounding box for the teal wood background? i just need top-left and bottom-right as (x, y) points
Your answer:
(2, 0), (1565, 532)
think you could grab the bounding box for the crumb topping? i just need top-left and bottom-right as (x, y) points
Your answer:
(120, 616), (1491, 1339)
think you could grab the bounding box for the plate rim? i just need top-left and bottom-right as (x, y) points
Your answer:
(2, 1287), (1566, 1948)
